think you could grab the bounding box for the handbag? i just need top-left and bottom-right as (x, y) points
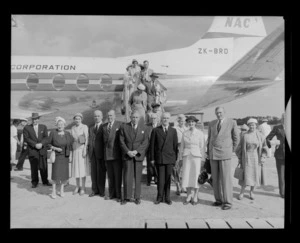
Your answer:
(259, 163), (266, 186)
(203, 158), (211, 174)
(49, 150), (56, 163)
(78, 134), (86, 144)
(234, 164), (244, 180)
(198, 171), (209, 185)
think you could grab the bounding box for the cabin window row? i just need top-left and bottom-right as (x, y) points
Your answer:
(26, 73), (112, 91)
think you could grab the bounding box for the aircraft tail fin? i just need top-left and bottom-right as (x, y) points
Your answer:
(201, 16), (267, 39)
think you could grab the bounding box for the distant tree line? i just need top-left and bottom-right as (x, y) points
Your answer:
(203, 116), (281, 127)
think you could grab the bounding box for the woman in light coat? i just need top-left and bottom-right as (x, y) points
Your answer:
(71, 113), (89, 196)
(180, 116), (206, 205)
(235, 118), (268, 200)
(11, 119), (20, 167)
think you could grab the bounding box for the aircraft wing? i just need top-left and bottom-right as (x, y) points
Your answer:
(217, 23), (284, 82)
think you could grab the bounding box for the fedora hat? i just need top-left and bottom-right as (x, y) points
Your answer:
(31, 113), (40, 119)
(185, 116), (199, 123)
(262, 118), (268, 122)
(151, 103), (160, 108)
(150, 73), (159, 78)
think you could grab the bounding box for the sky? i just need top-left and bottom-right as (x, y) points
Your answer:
(11, 15), (285, 121)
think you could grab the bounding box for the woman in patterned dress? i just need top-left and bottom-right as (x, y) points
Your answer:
(48, 117), (73, 199)
(235, 118), (268, 200)
(71, 113), (89, 196)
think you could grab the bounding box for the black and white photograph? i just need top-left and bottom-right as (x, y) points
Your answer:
(10, 15), (289, 229)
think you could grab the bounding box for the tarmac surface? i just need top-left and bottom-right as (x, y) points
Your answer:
(10, 154), (284, 229)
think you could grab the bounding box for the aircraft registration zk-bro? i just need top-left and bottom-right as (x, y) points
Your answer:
(11, 16), (284, 127)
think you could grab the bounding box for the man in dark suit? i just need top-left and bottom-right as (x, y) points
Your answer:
(145, 113), (159, 186)
(23, 113), (51, 188)
(266, 113), (285, 198)
(88, 110), (106, 197)
(207, 107), (239, 210)
(102, 110), (123, 202)
(150, 112), (178, 205)
(119, 110), (149, 205)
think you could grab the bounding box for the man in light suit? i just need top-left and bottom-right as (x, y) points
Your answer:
(23, 113), (51, 188)
(88, 110), (106, 197)
(102, 110), (123, 202)
(119, 111), (149, 205)
(207, 107), (239, 210)
(266, 113), (285, 198)
(150, 112), (178, 205)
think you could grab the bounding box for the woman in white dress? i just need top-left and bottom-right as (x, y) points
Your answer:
(11, 119), (20, 167)
(179, 116), (206, 205)
(71, 113), (89, 196)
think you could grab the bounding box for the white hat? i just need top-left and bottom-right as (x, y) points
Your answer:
(137, 83), (146, 91)
(55, 116), (66, 125)
(73, 113), (83, 119)
(241, 124), (249, 131)
(19, 118), (28, 122)
(247, 118), (258, 125)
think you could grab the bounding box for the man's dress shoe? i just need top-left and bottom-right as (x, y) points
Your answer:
(32, 184), (38, 188)
(212, 201), (222, 206)
(135, 199), (141, 205)
(43, 182), (52, 186)
(165, 200), (172, 205)
(154, 200), (162, 205)
(89, 192), (99, 197)
(222, 205), (231, 210)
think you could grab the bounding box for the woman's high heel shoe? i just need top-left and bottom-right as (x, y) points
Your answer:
(183, 197), (192, 205)
(191, 200), (198, 205)
(73, 187), (80, 195)
(79, 189), (85, 196)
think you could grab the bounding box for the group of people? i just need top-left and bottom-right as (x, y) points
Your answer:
(122, 59), (166, 123)
(11, 105), (286, 209)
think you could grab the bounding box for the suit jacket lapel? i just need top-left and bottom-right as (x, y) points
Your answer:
(127, 123), (135, 142)
(158, 126), (166, 140)
(108, 122), (116, 140)
(217, 118), (227, 137)
(163, 127), (171, 148)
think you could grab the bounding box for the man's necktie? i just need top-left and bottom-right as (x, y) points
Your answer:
(107, 123), (111, 134)
(95, 124), (98, 133)
(164, 127), (167, 135)
(34, 125), (38, 137)
(217, 120), (221, 133)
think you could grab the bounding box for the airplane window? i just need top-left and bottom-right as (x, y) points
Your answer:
(26, 73), (39, 90)
(100, 74), (112, 85)
(52, 73), (65, 90)
(76, 74), (89, 91)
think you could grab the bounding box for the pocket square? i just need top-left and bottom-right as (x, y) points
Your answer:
(141, 131), (144, 134)
(116, 128), (119, 131)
